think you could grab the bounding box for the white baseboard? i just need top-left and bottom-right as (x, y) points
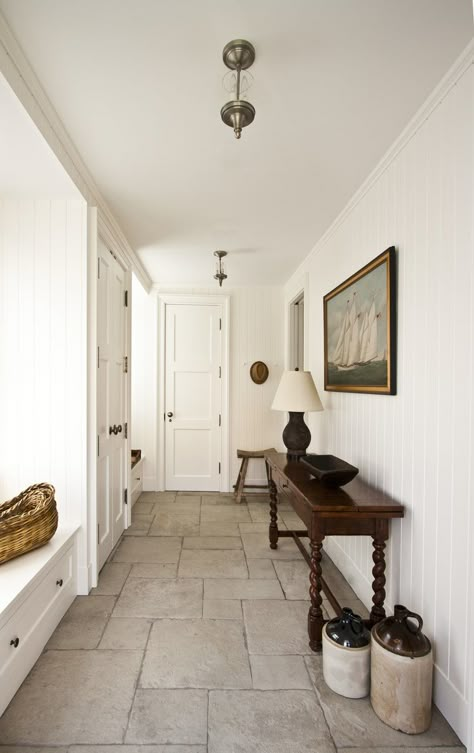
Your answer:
(324, 538), (373, 609)
(76, 562), (93, 595)
(433, 666), (469, 745)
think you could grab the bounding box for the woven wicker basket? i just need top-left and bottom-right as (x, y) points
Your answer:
(0, 483), (58, 565)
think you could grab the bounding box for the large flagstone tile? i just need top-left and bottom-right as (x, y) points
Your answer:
(208, 690), (335, 753)
(140, 619), (251, 689)
(243, 600), (311, 654)
(201, 494), (236, 505)
(124, 514), (154, 536)
(241, 532), (303, 560)
(203, 599), (243, 620)
(149, 511), (200, 537)
(112, 536), (181, 563)
(98, 617), (151, 649)
(69, 747), (206, 753)
(0, 650), (142, 744)
(246, 558), (277, 579)
(129, 563), (178, 578)
(154, 496), (201, 512)
(178, 549), (248, 578)
(183, 536), (242, 549)
(199, 521), (240, 536)
(273, 559), (310, 599)
(125, 689), (208, 745)
(91, 562), (131, 595)
(131, 500), (155, 514)
(200, 505), (251, 523)
(250, 654), (312, 689)
(305, 655), (461, 748)
(204, 578), (284, 600)
(46, 595), (116, 649)
(114, 577), (203, 619)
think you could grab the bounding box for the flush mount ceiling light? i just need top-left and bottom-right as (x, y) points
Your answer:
(213, 250), (228, 286)
(220, 39), (256, 139)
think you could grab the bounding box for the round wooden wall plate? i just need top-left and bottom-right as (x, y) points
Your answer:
(250, 361), (269, 384)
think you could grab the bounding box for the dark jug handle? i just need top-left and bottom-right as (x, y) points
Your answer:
(349, 613), (365, 635)
(404, 610), (423, 635)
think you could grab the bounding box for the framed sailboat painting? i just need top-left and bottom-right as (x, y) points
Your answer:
(323, 247), (396, 394)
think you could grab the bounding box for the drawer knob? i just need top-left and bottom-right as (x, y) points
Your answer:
(10, 637), (20, 648)
(56, 578), (64, 587)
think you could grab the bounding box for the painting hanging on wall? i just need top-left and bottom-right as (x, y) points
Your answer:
(323, 246), (396, 394)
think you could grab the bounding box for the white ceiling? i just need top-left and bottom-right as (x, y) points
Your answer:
(0, 0), (472, 284)
(0, 72), (79, 198)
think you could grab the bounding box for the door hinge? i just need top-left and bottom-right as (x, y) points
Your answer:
(124, 290), (128, 307)
(124, 488), (128, 505)
(97, 435), (99, 457)
(97, 346), (100, 368)
(97, 522), (100, 540)
(218, 462), (221, 474)
(123, 356), (128, 374)
(124, 422), (128, 439)
(219, 318), (222, 330)
(219, 414), (221, 427)
(97, 258), (100, 279)
(219, 366), (221, 378)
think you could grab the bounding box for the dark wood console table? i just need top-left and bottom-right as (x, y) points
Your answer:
(264, 451), (404, 652)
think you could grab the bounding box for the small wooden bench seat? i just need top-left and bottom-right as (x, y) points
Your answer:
(234, 448), (275, 504)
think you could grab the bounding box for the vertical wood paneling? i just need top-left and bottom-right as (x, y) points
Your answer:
(284, 64), (473, 741)
(0, 198), (87, 527)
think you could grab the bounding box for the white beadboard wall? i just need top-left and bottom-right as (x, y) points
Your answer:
(284, 58), (473, 742)
(131, 283), (284, 491)
(0, 199), (88, 529)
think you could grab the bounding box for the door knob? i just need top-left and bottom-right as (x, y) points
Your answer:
(117, 424), (122, 433)
(109, 424), (122, 435)
(10, 637), (20, 648)
(167, 411), (173, 422)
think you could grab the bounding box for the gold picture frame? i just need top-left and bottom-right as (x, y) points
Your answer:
(323, 247), (396, 395)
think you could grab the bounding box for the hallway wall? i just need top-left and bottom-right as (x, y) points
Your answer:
(131, 282), (285, 492)
(0, 198), (88, 526)
(283, 54), (474, 741)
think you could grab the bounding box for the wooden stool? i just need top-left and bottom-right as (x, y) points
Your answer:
(234, 448), (276, 504)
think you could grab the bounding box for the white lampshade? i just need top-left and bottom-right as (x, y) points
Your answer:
(271, 370), (323, 413)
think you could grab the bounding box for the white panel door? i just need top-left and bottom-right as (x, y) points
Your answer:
(165, 303), (221, 491)
(97, 242), (126, 570)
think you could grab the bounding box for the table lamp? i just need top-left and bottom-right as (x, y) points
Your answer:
(271, 370), (323, 459)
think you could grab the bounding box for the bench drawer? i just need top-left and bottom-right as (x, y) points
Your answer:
(0, 544), (75, 715)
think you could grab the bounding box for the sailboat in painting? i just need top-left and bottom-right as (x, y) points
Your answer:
(330, 292), (383, 371)
(324, 246), (395, 394)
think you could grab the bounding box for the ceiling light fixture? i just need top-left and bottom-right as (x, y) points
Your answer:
(213, 250), (228, 287)
(220, 39), (255, 140)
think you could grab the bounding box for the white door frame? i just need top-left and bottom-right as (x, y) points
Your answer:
(157, 294), (230, 492)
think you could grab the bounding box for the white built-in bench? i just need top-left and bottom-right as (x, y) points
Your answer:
(0, 526), (78, 716)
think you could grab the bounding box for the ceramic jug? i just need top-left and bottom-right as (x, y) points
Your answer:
(323, 607), (371, 698)
(371, 604), (433, 734)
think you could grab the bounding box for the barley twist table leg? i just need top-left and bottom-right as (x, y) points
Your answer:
(268, 478), (279, 549)
(370, 535), (387, 624)
(308, 537), (324, 651)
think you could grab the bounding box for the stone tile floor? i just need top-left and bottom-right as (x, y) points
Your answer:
(0, 491), (465, 752)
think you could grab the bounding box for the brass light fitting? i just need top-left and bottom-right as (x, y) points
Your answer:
(214, 250), (228, 287)
(220, 39), (256, 139)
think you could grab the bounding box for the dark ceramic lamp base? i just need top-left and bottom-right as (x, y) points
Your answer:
(282, 411), (311, 461)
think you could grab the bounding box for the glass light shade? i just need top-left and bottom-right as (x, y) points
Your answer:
(271, 370), (323, 413)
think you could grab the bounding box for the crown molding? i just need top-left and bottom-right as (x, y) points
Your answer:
(0, 11), (152, 292)
(288, 38), (474, 283)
